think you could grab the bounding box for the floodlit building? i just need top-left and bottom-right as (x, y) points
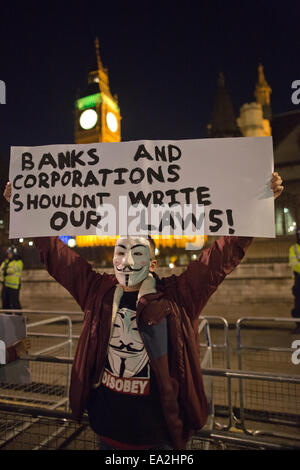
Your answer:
(208, 64), (300, 237)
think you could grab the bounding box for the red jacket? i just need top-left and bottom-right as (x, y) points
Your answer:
(34, 235), (252, 449)
(6, 345), (18, 363)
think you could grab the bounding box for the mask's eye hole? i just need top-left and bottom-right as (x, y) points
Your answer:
(133, 251), (143, 256)
(116, 251), (125, 256)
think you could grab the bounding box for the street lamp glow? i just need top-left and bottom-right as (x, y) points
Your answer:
(68, 238), (77, 248)
(169, 262), (174, 269)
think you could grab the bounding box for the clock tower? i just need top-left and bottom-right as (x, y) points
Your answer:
(74, 38), (121, 144)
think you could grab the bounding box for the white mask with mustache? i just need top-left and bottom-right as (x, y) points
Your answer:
(113, 237), (151, 287)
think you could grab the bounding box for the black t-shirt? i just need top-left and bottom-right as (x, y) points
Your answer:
(87, 290), (170, 446)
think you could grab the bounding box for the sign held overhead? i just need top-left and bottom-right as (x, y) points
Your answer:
(9, 137), (275, 239)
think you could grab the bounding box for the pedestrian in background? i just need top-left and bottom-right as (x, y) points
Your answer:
(289, 227), (300, 333)
(0, 246), (23, 311)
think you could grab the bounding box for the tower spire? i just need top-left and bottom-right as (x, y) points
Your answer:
(207, 72), (241, 138)
(93, 36), (111, 97)
(95, 36), (104, 73)
(217, 71), (225, 87)
(257, 63), (268, 86)
(254, 63), (272, 120)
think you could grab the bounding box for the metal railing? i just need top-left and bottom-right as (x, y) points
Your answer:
(27, 315), (73, 356)
(199, 316), (233, 430)
(0, 309), (83, 317)
(198, 318), (213, 449)
(27, 315), (73, 410)
(0, 314), (74, 411)
(0, 403), (97, 450)
(1, 364), (300, 450)
(236, 317), (300, 436)
(1, 310), (300, 449)
(0, 312), (74, 451)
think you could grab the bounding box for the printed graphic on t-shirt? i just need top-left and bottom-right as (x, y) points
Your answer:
(102, 307), (150, 396)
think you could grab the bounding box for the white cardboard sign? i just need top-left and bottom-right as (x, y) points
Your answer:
(9, 137), (275, 238)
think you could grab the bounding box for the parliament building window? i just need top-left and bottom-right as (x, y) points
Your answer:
(275, 206), (297, 235)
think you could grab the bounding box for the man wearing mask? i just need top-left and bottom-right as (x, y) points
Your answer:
(3, 173), (283, 450)
(289, 227), (300, 333)
(0, 245), (23, 311)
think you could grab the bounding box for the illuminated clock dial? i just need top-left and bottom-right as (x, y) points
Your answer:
(79, 109), (98, 130)
(106, 111), (118, 132)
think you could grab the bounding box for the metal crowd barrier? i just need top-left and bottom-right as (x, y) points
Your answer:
(199, 316), (233, 431)
(2, 401), (284, 451)
(0, 313), (75, 411)
(0, 310), (300, 449)
(235, 317), (300, 438)
(27, 316), (73, 411)
(198, 318), (213, 449)
(1, 365), (300, 450)
(0, 402), (97, 450)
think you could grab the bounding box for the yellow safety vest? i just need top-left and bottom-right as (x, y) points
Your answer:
(289, 243), (300, 275)
(0, 259), (23, 289)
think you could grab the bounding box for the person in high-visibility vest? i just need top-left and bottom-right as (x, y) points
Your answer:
(0, 246), (23, 311)
(289, 227), (300, 333)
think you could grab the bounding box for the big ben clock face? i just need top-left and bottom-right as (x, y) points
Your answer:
(79, 108), (98, 130)
(106, 111), (118, 132)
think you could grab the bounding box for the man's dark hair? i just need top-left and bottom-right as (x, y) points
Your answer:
(147, 236), (156, 260)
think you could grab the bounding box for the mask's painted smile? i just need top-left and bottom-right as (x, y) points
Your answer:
(115, 266), (144, 272)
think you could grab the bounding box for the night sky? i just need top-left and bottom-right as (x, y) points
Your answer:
(0, 1), (299, 168)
